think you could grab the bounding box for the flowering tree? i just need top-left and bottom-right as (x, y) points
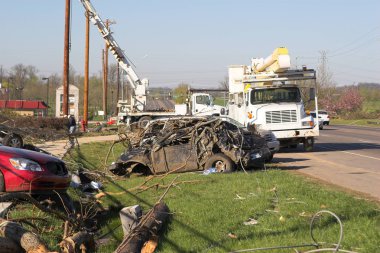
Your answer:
(336, 87), (363, 114)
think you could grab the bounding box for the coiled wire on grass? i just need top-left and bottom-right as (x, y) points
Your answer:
(230, 210), (359, 253)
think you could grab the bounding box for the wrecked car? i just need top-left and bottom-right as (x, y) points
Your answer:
(110, 116), (270, 175)
(0, 125), (24, 148)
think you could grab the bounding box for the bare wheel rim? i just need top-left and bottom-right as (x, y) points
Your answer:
(215, 160), (226, 172)
(10, 137), (21, 147)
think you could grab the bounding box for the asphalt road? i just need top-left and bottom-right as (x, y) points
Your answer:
(274, 124), (380, 201)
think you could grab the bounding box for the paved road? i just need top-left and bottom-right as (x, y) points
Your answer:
(274, 125), (380, 200)
(36, 135), (119, 158)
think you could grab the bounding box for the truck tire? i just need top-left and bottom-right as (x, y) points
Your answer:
(138, 116), (152, 128)
(303, 137), (314, 152)
(204, 153), (235, 173)
(2, 134), (23, 148)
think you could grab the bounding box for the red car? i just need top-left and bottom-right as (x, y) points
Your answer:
(0, 146), (71, 193)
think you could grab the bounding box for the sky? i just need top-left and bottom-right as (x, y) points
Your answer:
(0, 0), (379, 88)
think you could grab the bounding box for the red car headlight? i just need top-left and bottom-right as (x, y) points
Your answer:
(9, 158), (43, 172)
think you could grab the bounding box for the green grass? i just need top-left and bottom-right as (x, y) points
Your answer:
(363, 100), (380, 113)
(68, 142), (379, 253)
(331, 118), (380, 127)
(6, 142), (380, 252)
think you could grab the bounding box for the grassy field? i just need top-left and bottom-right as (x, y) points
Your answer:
(68, 142), (379, 253)
(331, 118), (380, 127)
(6, 141), (380, 252)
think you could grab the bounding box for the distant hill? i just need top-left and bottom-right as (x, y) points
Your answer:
(358, 83), (380, 89)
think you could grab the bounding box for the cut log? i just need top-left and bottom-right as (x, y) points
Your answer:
(0, 218), (49, 253)
(115, 202), (170, 253)
(59, 231), (95, 253)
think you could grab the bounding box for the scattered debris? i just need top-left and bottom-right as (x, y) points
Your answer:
(228, 232), (238, 239)
(115, 202), (170, 253)
(119, 205), (142, 237)
(243, 218), (259, 226)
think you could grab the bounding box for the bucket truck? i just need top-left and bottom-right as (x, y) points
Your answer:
(79, 0), (225, 126)
(228, 47), (319, 151)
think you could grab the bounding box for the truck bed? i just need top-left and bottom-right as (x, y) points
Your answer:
(145, 99), (175, 112)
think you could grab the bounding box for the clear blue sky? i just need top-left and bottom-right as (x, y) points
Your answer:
(1, 0), (379, 87)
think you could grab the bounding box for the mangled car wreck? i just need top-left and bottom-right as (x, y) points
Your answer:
(110, 116), (270, 175)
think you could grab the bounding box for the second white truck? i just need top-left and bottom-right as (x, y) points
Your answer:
(228, 47), (319, 151)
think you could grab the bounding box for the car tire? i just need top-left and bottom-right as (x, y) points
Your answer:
(265, 153), (274, 163)
(0, 172), (5, 192)
(138, 116), (152, 128)
(319, 125), (323, 130)
(2, 134), (23, 148)
(204, 153), (235, 173)
(303, 137), (314, 152)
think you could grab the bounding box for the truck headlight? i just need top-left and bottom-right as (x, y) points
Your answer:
(302, 121), (314, 127)
(9, 158), (42, 172)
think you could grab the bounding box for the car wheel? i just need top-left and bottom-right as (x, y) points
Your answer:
(138, 116), (152, 128)
(0, 172), (5, 192)
(2, 134), (23, 148)
(204, 153), (235, 173)
(303, 137), (314, 152)
(319, 125), (323, 130)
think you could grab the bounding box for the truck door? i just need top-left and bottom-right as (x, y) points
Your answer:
(192, 94), (211, 115)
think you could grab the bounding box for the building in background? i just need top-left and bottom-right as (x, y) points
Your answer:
(0, 100), (48, 117)
(55, 84), (79, 120)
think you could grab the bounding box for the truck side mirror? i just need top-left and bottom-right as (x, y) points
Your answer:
(309, 88), (315, 101)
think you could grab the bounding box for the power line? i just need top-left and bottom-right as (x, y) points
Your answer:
(329, 26), (380, 54)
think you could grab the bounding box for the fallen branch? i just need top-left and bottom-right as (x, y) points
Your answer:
(60, 231), (95, 253)
(114, 202), (170, 253)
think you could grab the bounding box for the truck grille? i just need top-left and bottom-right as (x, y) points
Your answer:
(266, 110), (297, 124)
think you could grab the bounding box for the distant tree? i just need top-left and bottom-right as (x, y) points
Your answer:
(172, 83), (189, 104)
(219, 76), (229, 90)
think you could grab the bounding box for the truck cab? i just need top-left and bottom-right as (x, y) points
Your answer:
(190, 93), (226, 116)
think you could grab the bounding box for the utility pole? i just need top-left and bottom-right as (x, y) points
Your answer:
(102, 49), (106, 119)
(102, 19), (116, 120)
(116, 64), (120, 114)
(62, 0), (71, 116)
(83, 4), (90, 129)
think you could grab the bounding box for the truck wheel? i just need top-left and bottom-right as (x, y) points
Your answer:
(303, 137), (314, 152)
(138, 116), (152, 128)
(2, 134), (23, 148)
(204, 153), (235, 173)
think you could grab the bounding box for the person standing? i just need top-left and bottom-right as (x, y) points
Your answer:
(68, 115), (76, 134)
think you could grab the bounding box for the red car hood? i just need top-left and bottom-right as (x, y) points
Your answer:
(0, 146), (62, 164)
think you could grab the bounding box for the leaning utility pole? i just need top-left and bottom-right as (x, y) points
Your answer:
(83, 4), (90, 128)
(62, 0), (71, 116)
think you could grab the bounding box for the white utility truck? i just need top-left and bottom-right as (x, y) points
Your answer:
(118, 89), (226, 126)
(228, 47), (319, 151)
(79, 0), (225, 126)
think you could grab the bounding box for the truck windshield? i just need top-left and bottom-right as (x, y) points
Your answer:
(196, 95), (211, 105)
(250, 87), (301, 104)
